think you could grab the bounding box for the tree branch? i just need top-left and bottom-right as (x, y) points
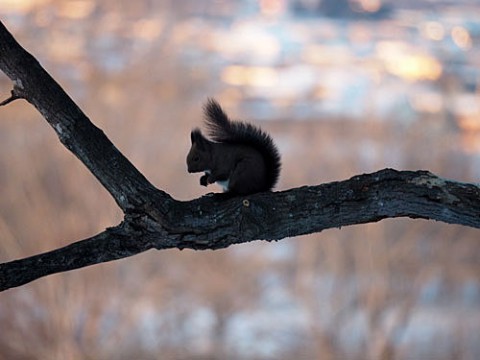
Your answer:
(1, 21), (479, 292)
(0, 20), (169, 213)
(1, 168), (479, 291)
(0, 89), (21, 106)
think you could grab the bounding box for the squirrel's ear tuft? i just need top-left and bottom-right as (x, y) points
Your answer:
(190, 128), (203, 144)
(190, 129), (199, 143)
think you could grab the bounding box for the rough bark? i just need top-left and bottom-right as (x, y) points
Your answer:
(0, 21), (479, 291)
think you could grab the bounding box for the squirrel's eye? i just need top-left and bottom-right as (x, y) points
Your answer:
(193, 156), (200, 162)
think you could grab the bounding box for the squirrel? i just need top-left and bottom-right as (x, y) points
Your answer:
(187, 98), (281, 195)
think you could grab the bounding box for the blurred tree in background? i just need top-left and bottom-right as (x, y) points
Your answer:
(0, 0), (479, 359)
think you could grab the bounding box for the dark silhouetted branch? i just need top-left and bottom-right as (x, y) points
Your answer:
(0, 89), (21, 106)
(0, 21), (479, 292)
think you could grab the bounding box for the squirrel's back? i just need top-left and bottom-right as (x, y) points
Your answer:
(203, 98), (281, 191)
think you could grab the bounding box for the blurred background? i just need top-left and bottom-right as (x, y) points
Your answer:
(0, 0), (479, 359)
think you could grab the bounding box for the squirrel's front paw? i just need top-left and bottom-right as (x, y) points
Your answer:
(200, 175), (209, 186)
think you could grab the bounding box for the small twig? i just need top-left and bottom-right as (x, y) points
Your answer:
(0, 90), (21, 106)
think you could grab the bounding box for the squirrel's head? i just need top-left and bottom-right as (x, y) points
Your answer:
(187, 129), (212, 173)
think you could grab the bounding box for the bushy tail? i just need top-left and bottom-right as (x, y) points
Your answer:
(203, 98), (281, 190)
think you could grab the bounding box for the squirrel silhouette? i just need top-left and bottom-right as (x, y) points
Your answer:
(187, 98), (281, 195)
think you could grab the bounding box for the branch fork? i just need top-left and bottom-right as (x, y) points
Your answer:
(0, 86), (22, 106)
(0, 20), (479, 291)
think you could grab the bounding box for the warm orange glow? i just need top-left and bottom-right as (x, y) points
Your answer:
(259, 0), (285, 16)
(302, 44), (351, 65)
(360, 0), (381, 12)
(213, 22), (280, 62)
(389, 55), (442, 81)
(47, 33), (84, 61)
(422, 21), (445, 41)
(57, 1), (95, 20)
(451, 26), (472, 50)
(456, 97), (480, 153)
(0, 0), (48, 13)
(377, 42), (442, 81)
(133, 19), (163, 40)
(460, 132), (480, 154)
(458, 116), (480, 132)
(350, 0), (382, 13)
(221, 66), (278, 87)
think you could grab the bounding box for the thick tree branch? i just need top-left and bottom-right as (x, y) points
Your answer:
(1, 168), (479, 291)
(0, 21), (479, 291)
(0, 224), (146, 291)
(0, 20), (169, 214)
